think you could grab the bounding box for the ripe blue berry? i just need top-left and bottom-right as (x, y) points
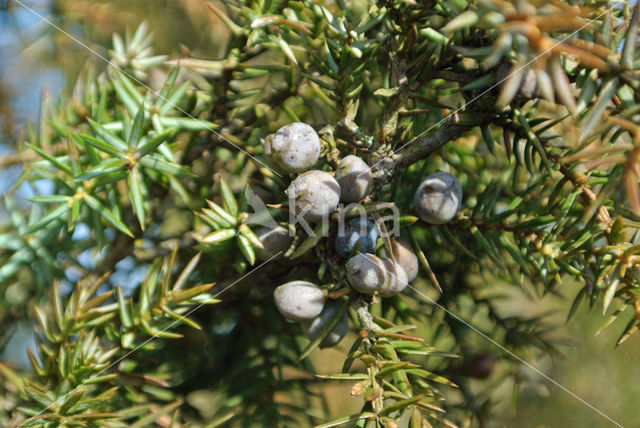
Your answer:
(378, 257), (409, 297)
(286, 170), (340, 223)
(386, 239), (418, 282)
(335, 217), (378, 257)
(301, 301), (349, 348)
(336, 155), (373, 202)
(274, 281), (325, 322)
(414, 171), (462, 224)
(264, 122), (321, 173)
(346, 253), (386, 294)
(346, 253), (409, 296)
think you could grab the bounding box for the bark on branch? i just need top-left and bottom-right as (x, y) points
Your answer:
(370, 119), (477, 187)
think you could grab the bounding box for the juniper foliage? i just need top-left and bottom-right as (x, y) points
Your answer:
(1, 0), (640, 426)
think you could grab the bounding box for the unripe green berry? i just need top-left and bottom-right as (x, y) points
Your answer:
(254, 226), (293, 261)
(301, 301), (349, 348)
(346, 253), (386, 294)
(378, 257), (408, 297)
(264, 122), (321, 173)
(336, 155), (373, 202)
(414, 171), (462, 224)
(274, 281), (325, 322)
(286, 170), (340, 223)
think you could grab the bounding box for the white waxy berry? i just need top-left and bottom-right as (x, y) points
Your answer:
(346, 253), (386, 294)
(336, 155), (373, 202)
(378, 257), (408, 297)
(254, 226), (293, 261)
(274, 281), (325, 322)
(286, 170), (340, 223)
(264, 122), (321, 173)
(301, 301), (349, 348)
(388, 239), (418, 282)
(414, 171), (462, 224)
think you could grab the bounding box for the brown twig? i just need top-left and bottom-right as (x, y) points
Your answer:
(0, 142), (67, 169)
(369, 119), (479, 187)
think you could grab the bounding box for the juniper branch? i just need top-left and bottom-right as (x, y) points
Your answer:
(370, 117), (481, 187)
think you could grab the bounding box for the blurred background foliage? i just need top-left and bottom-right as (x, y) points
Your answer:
(1, 0), (640, 427)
